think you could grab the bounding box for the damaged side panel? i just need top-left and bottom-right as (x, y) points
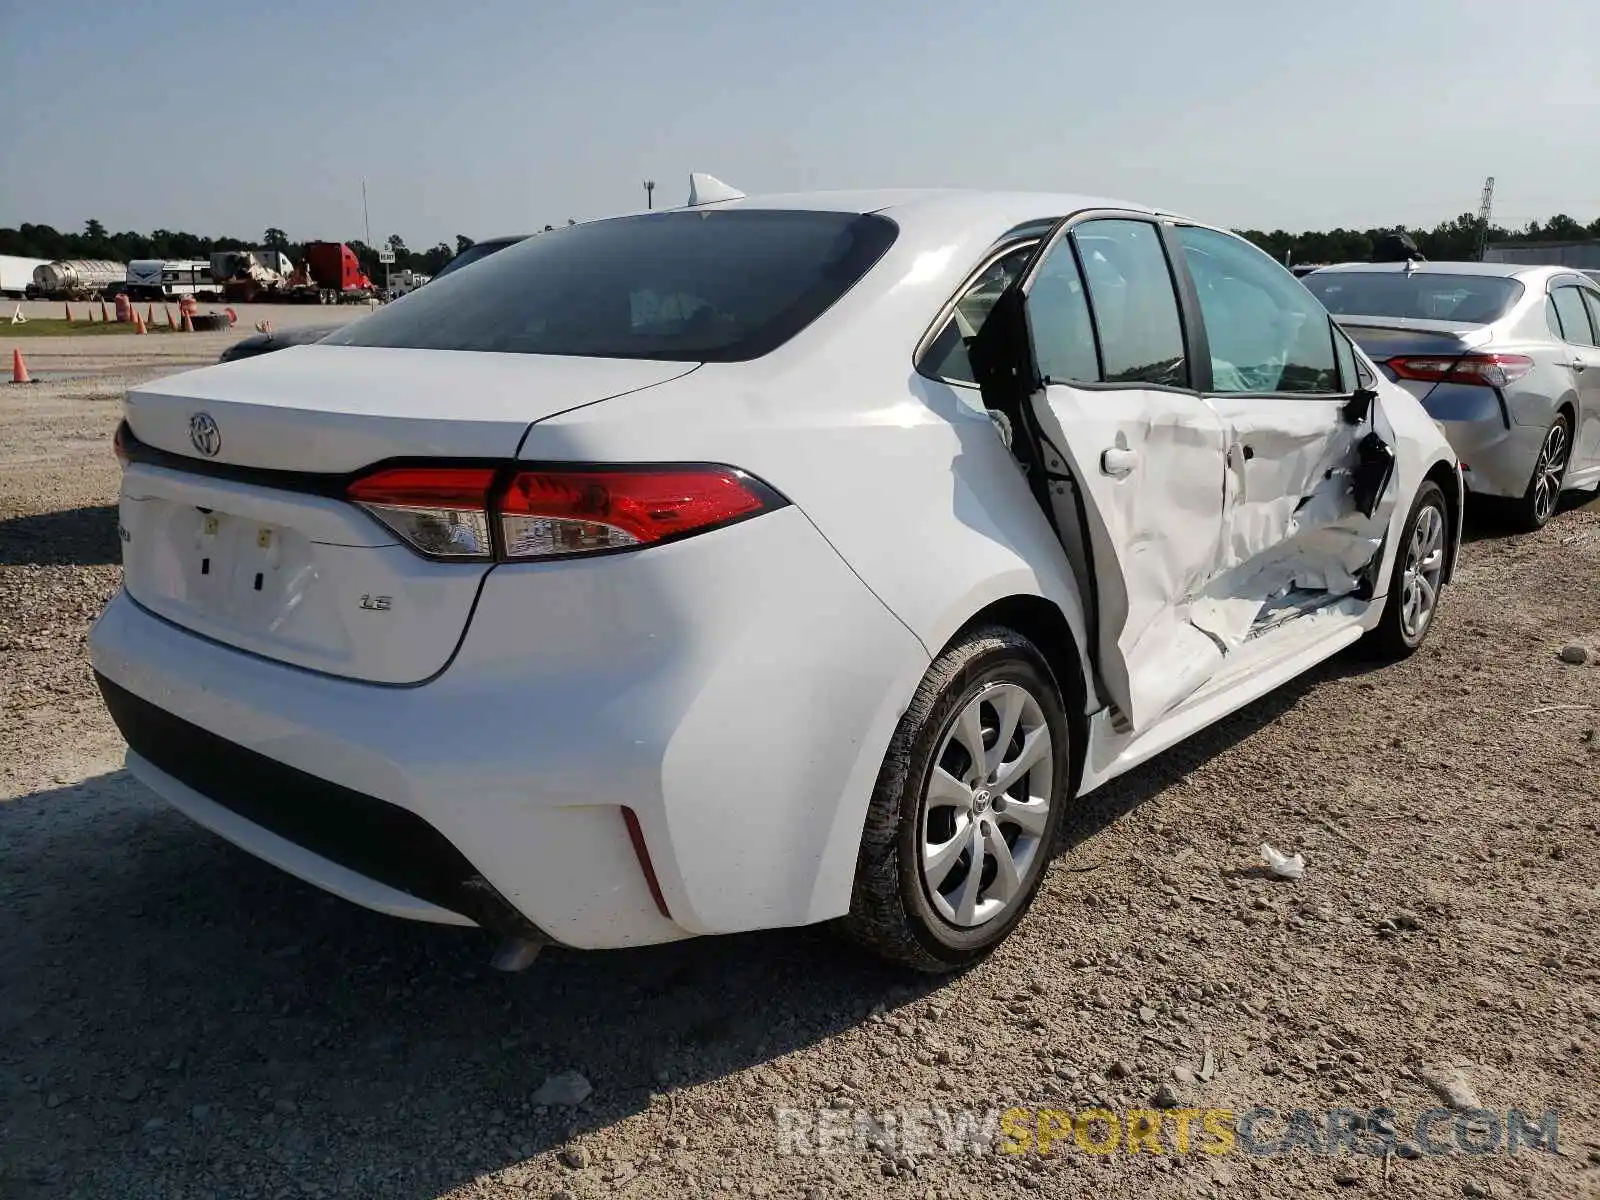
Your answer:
(1025, 386), (1229, 732)
(1192, 396), (1399, 654)
(1023, 386), (1398, 734)
(973, 214), (1399, 737)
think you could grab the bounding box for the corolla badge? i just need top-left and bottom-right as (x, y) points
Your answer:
(189, 412), (221, 457)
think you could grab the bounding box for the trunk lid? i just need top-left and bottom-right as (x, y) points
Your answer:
(125, 345), (695, 471)
(1335, 316), (1494, 401)
(118, 346), (695, 683)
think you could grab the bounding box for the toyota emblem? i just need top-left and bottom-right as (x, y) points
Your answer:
(189, 412), (221, 457)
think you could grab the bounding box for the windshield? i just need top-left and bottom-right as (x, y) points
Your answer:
(1303, 271), (1524, 324)
(324, 210), (899, 361)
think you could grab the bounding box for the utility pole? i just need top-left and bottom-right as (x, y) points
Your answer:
(362, 180), (372, 247)
(644, 180), (655, 210)
(1474, 176), (1495, 261)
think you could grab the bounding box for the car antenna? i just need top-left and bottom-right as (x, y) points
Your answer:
(687, 173), (746, 207)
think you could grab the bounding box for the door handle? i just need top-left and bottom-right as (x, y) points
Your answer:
(1573, 358), (1588, 372)
(1101, 447), (1138, 478)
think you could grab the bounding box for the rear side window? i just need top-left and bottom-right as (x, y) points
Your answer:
(1551, 286), (1598, 347)
(1304, 272), (1523, 323)
(324, 210), (898, 362)
(1334, 327), (1360, 392)
(1177, 225), (1340, 395)
(1072, 220), (1187, 386)
(917, 243), (1037, 384)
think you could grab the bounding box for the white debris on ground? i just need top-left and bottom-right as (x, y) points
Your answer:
(1260, 842), (1306, 880)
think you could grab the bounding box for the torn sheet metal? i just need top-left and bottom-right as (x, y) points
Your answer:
(1190, 396), (1400, 653)
(1217, 402), (1373, 572)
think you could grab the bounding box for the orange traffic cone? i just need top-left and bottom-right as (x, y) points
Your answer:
(134, 312), (147, 335)
(146, 303), (155, 325)
(11, 347), (32, 384)
(100, 299), (110, 322)
(64, 301), (72, 322)
(164, 305), (175, 329)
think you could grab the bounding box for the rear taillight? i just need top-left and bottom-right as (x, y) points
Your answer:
(1386, 353), (1533, 387)
(346, 463), (781, 562)
(347, 467), (498, 559)
(498, 468), (770, 558)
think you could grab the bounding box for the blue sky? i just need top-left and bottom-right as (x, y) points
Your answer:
(2, 0), (1596, 247)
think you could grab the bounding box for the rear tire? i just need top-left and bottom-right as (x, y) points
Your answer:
(1513, 413), (1571, 532)
(835, 626), (1071, 973)
(1362, 480), (1448, 661)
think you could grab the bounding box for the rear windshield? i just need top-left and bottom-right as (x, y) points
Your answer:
(1303, 271), (1524, 324)
(325, 210), (899, 361)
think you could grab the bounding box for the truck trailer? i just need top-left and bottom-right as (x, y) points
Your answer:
(211, 250), (295, 302)
(29, 260), (127, 300)
(0, 255), (48, 298)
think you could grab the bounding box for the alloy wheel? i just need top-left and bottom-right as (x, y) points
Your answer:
(1531, 420), (1569, 526)
(1400, 501), (1446, 642)
(920, 682), (1053, 928)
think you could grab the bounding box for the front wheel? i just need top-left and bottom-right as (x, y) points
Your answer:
(835, 626), (1072, 972)
(1514, 414), (1571, 532)
(1363, 480), (1449, 660)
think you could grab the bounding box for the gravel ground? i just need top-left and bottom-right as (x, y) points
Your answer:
(2, 344), (1598, 1200)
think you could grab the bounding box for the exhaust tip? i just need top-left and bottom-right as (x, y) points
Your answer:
(489, 936), (543, 973)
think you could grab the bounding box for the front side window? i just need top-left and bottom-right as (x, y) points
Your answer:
(1071, 220), (1187, 386)
(1551, 286), (1598, 347)
(1178, 225), (1341, 395)
(1025, 241), (1099, 385)
(325, 210), (898, 362)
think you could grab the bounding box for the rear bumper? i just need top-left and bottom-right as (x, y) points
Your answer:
(1432, 416), (1545, 499)
(89, 506), (929, 950)
(99, 677), (526, 934)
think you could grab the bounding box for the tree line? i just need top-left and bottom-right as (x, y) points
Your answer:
(1238, 212), (1599, 265)
(4, 211), (1597, 281)
(0, 222), (493, 284)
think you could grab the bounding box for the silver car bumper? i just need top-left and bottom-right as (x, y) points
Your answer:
(1435, 416), (1546, 499)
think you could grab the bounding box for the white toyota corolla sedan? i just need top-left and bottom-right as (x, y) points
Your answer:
(90, 180), (1463, 972)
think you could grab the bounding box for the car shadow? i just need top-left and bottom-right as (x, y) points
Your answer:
(1461, 487), (1599, 543)
(1, 650), (1340, 1200)
(0, 770), (928, 1196)
(1055, 646), (1354, 855)
(0, 504), (120, 566)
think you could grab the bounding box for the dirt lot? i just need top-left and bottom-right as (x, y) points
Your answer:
(1, 338), (1597, 1200)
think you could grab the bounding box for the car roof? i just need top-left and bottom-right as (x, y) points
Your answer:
(636, 188), (1175, 227)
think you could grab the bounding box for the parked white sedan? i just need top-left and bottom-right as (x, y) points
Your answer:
(91, 182), (1462, 972)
